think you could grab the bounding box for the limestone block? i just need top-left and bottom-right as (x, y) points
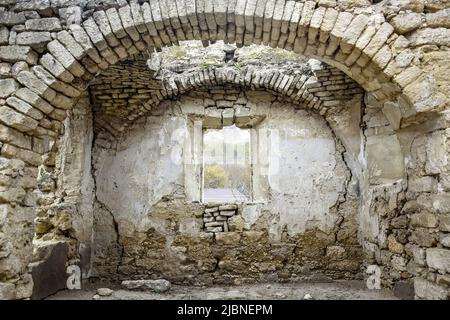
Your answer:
(390, 12), (422, 34)
(363, 23), (394, 58)
(0, 10), (26, 26)
(59, 6), (82, 26)
(0, 283), (15, 300)
(121, 279), (171, 292)
(319, 8), (338, 43)
(32, 65), (80, 98)
(410, 213), (438, 228)
(441, 174), (450, 192)
(372, 45), (392, 69)
(0, 26), (9, 45)
(219, 204), (238, 211)
(97, 288), (113, 296)
(0, 78), (19, 98)
(56, 31), (85, 61)
(426, 248), (450, 273)
(17, 70), (56, 102)
(102, 9), (124, 42)
(0, 124), (31, 150)
(394, 65), (422, 88)
(207, 226), (223, 232)
(326, 12), (353, 55)
(47, 40), (85, 78)
(93, 10), (120, 48)
(391, 255), (407, 271)
(404, 74), (446, 113)
(387, 235), (404, 254)
(414, 277), (447, 300)
(0, 105), (39, 132)
(340, 15), (369, 53)
(39, 53), (74, 84)
(288, 2), (302, 41)
(441, 236), (450, 248)
(129, 1), (147, 33)
(1, 144), (41, 166)
(6, 97), (43, 120)
(118, 5), (140, 42)
(16, 31), (51, 47)
(69, 24), (104, 65)
(425, 9), (450, 28)
(141, 2), (158, 37)
(0, 45), (38, 64)
(205, 207), (218, 213)
(438, 215), (450, 232)
(15, 88), (54, 114)
(408, 176), (437, 193)
(25, 18), (62, 32)
(280, 0), (295, 34)
(83, 17), (108, 52)
(425, 131), (448, 175)
(308, 7), (326, 44)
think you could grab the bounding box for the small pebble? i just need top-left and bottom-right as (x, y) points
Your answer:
(303, 293), (313, 300)
(274, 292), (287, 299)
(97, 288), (114, 296)
(92, 294), (100, 300)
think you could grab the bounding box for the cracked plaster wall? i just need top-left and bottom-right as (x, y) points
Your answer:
(88, 87), (362, 284)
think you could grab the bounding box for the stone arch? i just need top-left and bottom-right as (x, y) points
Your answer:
(6, 0), (443, 139)
(91, 61), (364, 137)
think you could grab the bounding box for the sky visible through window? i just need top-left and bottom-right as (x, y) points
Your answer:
(203, 125), (251, 203)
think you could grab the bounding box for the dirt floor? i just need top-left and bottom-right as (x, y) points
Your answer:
(46, 280), (397, 300)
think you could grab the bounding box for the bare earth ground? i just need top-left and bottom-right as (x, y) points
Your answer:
(46, 280), (397, 300)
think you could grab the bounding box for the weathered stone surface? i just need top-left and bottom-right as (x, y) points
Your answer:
(0, 10), (26, 26)
(441, 236), (450, 248)
(408, 28), (450, 47)
(15, 87), (54, 114)
(425, 9), (450, 28)
(39, 53), (75, 84)
(97, 287), (113, 296)
(414, 277), (448, 300)
(426, 248), (450, 273)
(25, 18), (62, 32)
(0, 78), (19, 98)
(47, 40), (85, 78)
(0, 124), (31, 150)
(0, 26), (10, 45)
(6, 97), (43, 120)
(410, 213), (438, 228)
(0, 105), (39, 132)
(390, 13), (423, 34)
(121, 279), (171, 292)
(408, 176), (437, 193)
(16, 32), (52, 47)
(0, 46), (37, 64)
(17, 70), (56, 102)
(388, 235), (404, 254)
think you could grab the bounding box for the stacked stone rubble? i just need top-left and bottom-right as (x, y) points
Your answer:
(203, 204), (238, 233)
